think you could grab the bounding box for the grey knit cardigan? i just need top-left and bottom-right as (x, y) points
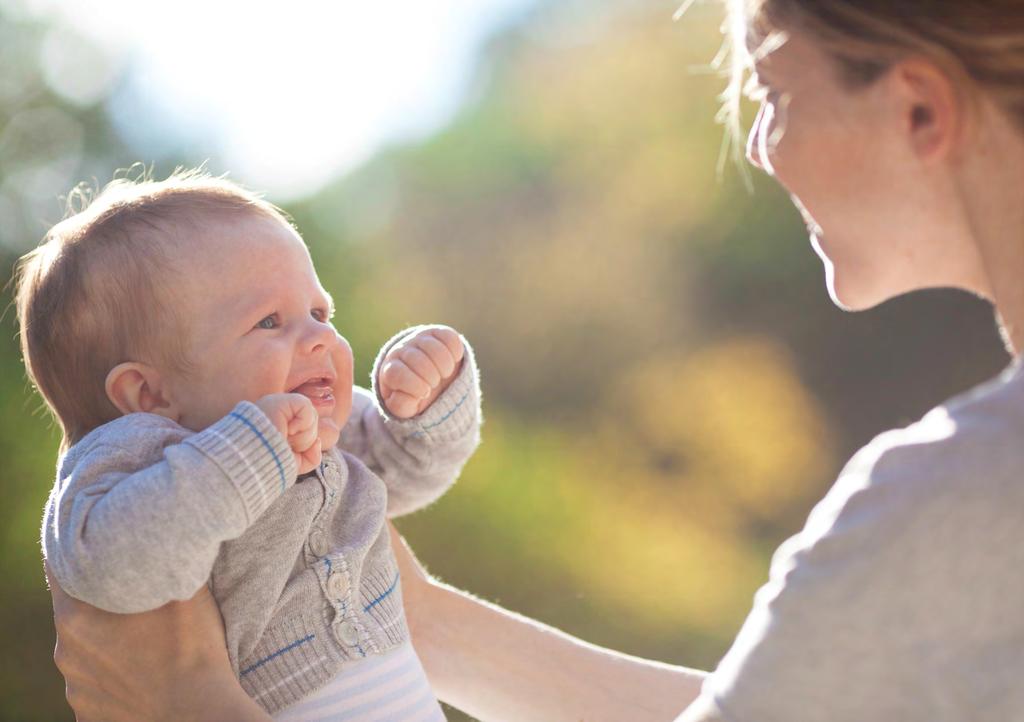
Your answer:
(42, 330), (481, 713)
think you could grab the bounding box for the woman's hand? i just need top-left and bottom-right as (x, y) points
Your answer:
(46, 563), (271, 722)
(45, 526), (429, 721)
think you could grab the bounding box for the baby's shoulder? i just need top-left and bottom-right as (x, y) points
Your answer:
(60, 413), (191, 478)
(79, 412), (191, 451)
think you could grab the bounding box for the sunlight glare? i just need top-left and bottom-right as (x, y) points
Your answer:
(28, 0), (530, 199)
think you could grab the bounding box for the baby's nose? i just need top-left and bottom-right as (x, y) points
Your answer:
(305, 319), (339, 353)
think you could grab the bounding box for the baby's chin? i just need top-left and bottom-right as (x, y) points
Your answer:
(317, 417), (343, 451)
(317, 394), (351, 452)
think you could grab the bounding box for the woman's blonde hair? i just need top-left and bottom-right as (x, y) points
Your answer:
(14, 167), (290, 452)
(720, 0), (1024, 163)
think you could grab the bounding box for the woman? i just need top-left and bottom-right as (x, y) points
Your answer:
(47, 1), (1024, 720)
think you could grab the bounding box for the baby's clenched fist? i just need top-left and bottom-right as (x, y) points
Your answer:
(255, 393), (322, 475)
(378, 326), (465, 419)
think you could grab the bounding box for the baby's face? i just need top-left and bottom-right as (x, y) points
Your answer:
(163, 212), (353, 451)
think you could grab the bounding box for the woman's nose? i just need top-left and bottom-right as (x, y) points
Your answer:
(745, 105), (767, 171)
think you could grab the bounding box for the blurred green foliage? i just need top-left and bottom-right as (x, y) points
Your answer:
(0, 1), (1009, 720)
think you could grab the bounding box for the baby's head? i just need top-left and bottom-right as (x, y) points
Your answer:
(16, 168), (353, 453)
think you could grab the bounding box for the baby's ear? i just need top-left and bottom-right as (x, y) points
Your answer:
(105, 362), (179, 420)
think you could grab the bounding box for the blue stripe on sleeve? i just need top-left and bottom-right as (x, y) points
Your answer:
(229, 411), (287, 492)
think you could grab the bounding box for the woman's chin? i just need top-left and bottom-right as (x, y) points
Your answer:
(819, 251), (852, 310)
(827, 272), (869, 311)
(816, 236), (904, 311)
(826, 271), (893, 312)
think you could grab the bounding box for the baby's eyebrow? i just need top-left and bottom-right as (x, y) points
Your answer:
(235, 296), (270, 322)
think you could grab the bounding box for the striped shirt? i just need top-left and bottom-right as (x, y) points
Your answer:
(273, 641), (446, 722)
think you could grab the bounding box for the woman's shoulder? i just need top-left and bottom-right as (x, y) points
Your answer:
(700, 365), (1024, 722)
(788, 362), (1024, 569)
(855, 360), (1024, 493)
(703, 367), (1024, 722)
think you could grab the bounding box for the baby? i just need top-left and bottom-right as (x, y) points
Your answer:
(18, 170), (481, 719)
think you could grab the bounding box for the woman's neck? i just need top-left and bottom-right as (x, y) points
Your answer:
(974, 215), (1024, 361)
(953, 102), (1024, 359)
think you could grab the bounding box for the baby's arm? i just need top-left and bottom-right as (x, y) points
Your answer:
(339, 325), (481, 516)
(44, 397), (314, 613)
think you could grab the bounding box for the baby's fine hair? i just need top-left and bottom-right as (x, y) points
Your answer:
(14, 166), (290, 452)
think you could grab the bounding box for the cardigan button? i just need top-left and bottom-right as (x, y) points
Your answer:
(309, 529), (329, 557)
(327, 573), (349, 599)
(335, 620), (360, 646)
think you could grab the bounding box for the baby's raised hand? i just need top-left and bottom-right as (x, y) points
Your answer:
(378, 326), (465, 419)
(255, 393), (322, 475)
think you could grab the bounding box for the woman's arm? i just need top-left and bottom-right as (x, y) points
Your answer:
(389, 524), (707, 722)
(46, 563), (271, 722)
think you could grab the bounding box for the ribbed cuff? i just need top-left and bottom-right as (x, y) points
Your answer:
(371, 326), (481, 445)
(185, 401), (298, 524)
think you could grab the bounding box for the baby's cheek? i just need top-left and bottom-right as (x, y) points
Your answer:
(331, 338), (355, 378)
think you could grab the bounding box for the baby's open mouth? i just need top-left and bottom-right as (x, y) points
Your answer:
(290, 377), (335, 405)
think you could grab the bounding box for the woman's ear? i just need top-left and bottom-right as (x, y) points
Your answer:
(105, 363), (180, 420)
(893, 58), (962, 161)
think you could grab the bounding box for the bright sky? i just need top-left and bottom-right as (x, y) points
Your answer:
(19, 0), (534, 200)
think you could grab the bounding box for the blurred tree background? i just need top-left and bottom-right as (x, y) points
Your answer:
(0, 1), (1009, 719)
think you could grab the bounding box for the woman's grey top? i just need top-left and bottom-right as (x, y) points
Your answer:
(682, 360), (1024, 722)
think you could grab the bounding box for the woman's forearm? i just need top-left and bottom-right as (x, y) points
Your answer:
(386, 522), (706, 720)
(414, 579), (705, 721)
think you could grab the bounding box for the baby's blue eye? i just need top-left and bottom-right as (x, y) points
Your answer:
(256, 315), (277, 330)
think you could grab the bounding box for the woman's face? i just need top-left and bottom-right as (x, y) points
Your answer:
(745, 28), (984, 310)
